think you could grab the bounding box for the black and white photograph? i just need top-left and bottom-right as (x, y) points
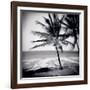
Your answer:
(21, 11), (80, 78)
(11, 1), (87, 88)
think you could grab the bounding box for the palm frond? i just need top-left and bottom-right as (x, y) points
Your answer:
(53, 13), (57, 22)
(36, 21), (46, 27)
(65, 14), (79, 29)
(59, 20), (69, 28)
(36, 21), (49, 30)
(60, 15), (65, 23)
(43, 17), (51, 26)
(52, 13), (63, 37)
(48, 13), (53, 26)
(32, 31), (49, 38)
(65, 17), (72, 26)
(31, 42), (49, 49)
(32, 39), (47, 43)
(61, 41), (68, 45)
(64, 40), (74, 47)
(58, 34), (70, 39)
(36, 20), (54, 34)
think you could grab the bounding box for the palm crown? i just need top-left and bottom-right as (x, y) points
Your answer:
(60, 14), (79, 51)
(32, 13), (73, 51)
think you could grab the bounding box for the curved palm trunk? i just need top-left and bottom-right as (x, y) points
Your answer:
(55, 46), (63, 69)
(77, 42), (79, 54)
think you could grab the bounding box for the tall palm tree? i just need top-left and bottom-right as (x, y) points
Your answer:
(59, 14), (79, 52)
(31, 13), (73, 69)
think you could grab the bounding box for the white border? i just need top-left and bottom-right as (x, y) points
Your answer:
(17, 6), (84, 84)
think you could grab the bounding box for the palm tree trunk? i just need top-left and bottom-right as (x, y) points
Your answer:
(55, 46), (63, 69)
(77, 42), (79, 53)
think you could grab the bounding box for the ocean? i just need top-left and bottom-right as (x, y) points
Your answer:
(22, 51), (79, 60)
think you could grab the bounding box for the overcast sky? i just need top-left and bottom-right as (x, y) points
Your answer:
(21, 11), (78, 51)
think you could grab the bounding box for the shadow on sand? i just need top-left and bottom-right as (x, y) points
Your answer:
(22, 63), (79, 78)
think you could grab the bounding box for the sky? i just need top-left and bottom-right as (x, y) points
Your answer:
(21, 10), (78, 51)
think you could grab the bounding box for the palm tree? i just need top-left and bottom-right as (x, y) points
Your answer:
(59, 14), (79, 52)
(31, 13), (73, 69)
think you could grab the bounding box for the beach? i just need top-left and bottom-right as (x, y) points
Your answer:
(21, 51), (79, 78)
